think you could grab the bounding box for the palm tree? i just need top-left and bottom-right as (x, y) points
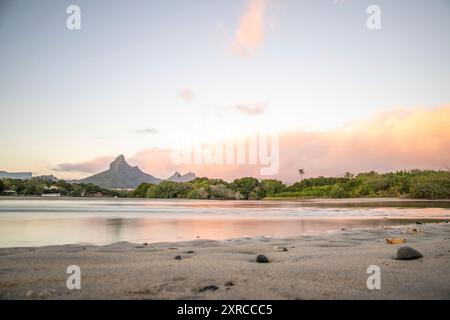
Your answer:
(298, 169), (305, 181)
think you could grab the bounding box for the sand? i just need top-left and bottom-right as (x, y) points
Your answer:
(0, 223), (449, 300)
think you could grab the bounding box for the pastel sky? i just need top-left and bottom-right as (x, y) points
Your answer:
(0, 0), (449, 182)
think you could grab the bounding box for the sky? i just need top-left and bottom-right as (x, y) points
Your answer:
(0, 0), (449, 182)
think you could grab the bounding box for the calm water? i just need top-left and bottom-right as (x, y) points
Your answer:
(0, 198), (449, 248)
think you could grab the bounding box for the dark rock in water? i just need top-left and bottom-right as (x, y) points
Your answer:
(396, 246), (423, 260)
(225, 281), (235, 287)
(186, 250), (195, 254)
(256, 255), (269, 263)
(198, 285), (219, 292)
(174, 255), (182, 260)
(415, 221), (423, 225)
(277, 247), (288, 252)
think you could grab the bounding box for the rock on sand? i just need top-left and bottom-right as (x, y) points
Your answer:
(396, 246), (423, 260)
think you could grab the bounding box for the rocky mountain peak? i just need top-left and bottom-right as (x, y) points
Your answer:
(109, 155), (128, 170)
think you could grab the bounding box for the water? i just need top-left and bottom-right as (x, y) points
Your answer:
(0, 198), (449, 248)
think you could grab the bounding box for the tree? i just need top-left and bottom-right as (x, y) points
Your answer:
(230, 177), (264, 200)
(260, 179), (286, 196)
(298, 169), (305, 181)
(0, 179), (4, 193)
(344, 172), (354, 179)
(133, 183), (152, 198)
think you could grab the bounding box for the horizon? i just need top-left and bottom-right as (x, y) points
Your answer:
(2, 152), (449, 187)
(1, 0), (450, 182)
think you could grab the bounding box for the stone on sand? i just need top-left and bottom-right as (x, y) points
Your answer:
(198, 285), (219, 292)
(256, 255), (269, 263)
(225, 281), (235, 287)
(396, 246), (423, 260)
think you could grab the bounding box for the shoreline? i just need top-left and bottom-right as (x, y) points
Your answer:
(1, 222), (449, 299)
(1, 195), (450, 203)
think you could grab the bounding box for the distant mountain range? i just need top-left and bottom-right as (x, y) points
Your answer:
(0, 155), (196, 189)
(0, 171), (32, 180)
(167, 171), (197, 183)
(77, 155), (196, 189)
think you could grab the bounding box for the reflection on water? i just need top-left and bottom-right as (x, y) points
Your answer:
(0, 199), (449, 247)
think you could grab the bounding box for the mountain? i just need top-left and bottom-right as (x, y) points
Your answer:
(36, 175), (58, 182)
(78, 155), (161, 189)
(167, 171), (196, 183)
(0, 171), (32, 180)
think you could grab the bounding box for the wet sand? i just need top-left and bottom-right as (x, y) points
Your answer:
(0, 223), (449, 300)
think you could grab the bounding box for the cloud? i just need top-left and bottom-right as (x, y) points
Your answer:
(130, 148), (178, 178)
(135, 128), (158, 134)
(235, 102), (267, 115)
(129, 105), (450, 183)
(276, 105), (450, 182)
(53, 106), (450, 183)
(178, 88), (194, 103)
(53, 156), (114, 173)
(231, 0), (271, 58)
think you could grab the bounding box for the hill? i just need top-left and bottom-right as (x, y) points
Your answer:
(78, 155), (161, 189)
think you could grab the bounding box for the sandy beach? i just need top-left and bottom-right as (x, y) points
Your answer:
(0, 222), (449, 300)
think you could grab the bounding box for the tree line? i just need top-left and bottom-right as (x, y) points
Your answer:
(1, 169), (449, 199)
(0, 178), (126, 198)
(130, 169), (450, 200)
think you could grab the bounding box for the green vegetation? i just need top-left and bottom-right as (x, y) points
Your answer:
(272, 170), (450, 200)
(0, 177), (129, 198)
(130, 170), (450, 200)
(1, 169), (449, 200)
(131, 178), (242, 200)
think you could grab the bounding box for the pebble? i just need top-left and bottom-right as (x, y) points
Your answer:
(186, 250), (195, 254)
(225, 281), (235, 287)
(38, 289), (56, 299)
(277, 247), (288, 252)
(26, 289), (56, 299)
(396, 246), (423, 260)
(174, 255), (182, 260)
(198, 285), (219, 292)
(256, 255), (269, 263)
(26, 290), (35, 298)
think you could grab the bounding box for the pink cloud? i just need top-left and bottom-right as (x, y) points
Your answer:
(231, 0), (271, 58)
(53, 106), (450, 184)
(129, 148), (178, 179)
(276, 106), (450, 182)
(178, 88), (194, 103)
(130, 106), (450, 183)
